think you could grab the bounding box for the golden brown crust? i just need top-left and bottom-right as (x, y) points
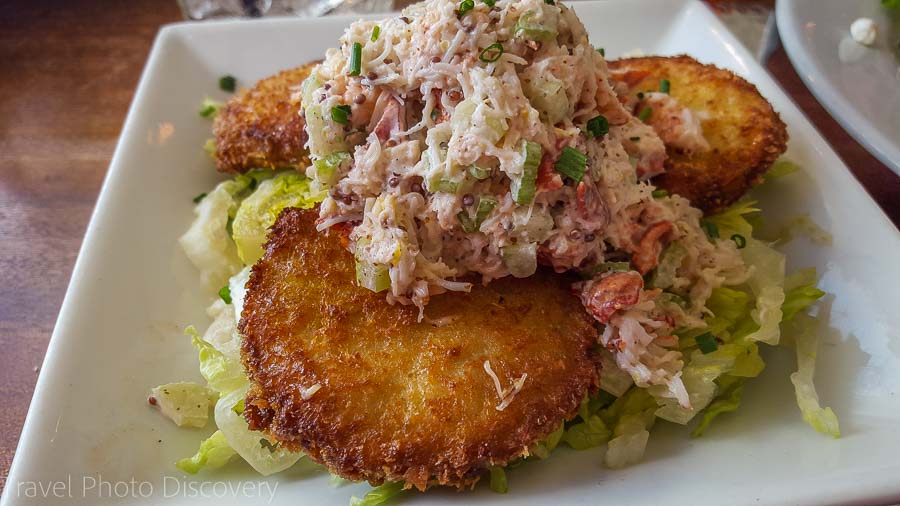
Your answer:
(212, 64), (316, 173)
(608, 55), (788, 213)
(239, 208), (598, 491)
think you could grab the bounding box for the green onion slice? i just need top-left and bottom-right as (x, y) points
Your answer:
(544, 0), (555, 4)
(371, 25), (381, 42)
(638, 106), (653, 122)
(596, 47), (605, 56)
(198, 97), (222, 118)
(586, 115), (609, 138)
(731, 233), (747, 249)
(458, 0), (474, 16)
(331, 104), (351, 124)
(218, 286), (232, 304)
(659, 78), (671, 94)
(479, 43), (504, 63)
(484, 0), (496, 6)
(192, 192), (207, 204)
(349, 42), (363, 76)
(554, 146), (587, 182)
(629, 136), (641, 142)
(695, 332), (718, 354)
(651, 189), (668, 198)
(218, 75), (236, 93)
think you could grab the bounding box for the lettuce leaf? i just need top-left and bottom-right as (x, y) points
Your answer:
(176, 431), (237, 474)
(741, 238), (785, 345)
(705, 199), (758, 238)
(529, 422), (564, 459)
(232, 171), (325, 265)
(601, 388), (657, 468)
(488, 467), (508, 494)
(186, 326), (248, 395)
(180, 170), (273, 290)
(150, 382), (217, 428)
(350, 482), (406, 506)
(788, 315), (841, 438)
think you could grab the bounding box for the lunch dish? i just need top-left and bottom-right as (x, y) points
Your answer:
(777, 0), (900, 175)
(4, 1), (900, 505)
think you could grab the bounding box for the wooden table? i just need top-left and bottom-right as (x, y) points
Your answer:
(1, 0), (898, 492)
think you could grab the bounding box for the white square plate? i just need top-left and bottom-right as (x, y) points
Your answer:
(4, 1), (900, 505)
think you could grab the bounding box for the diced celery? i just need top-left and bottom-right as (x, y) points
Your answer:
(305, 104), (348, 154)
(515, 8), (558, 41)
(511, 140), (541, 205)
(355, 260), (391, 292)
(502, 242), (538, 278)
(468, 165), (492, 180)
(522, 74), (568, 125)
(475, 196), (497, 227)
(313, 151), (351, 186)
(300, 75), (323, 107)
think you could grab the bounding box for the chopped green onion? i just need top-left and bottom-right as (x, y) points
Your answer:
(586, 115), (609, 138)
(731, 234), (747, 249)
(636, 92), (645, 100)
(467, 165), (492, 180)
(479, 43), (504, 63)
(218, 75), (236, 93)
(475, 196), (497, 226)
(659, 79), (670, 94)
(192, 192), (207, 204)
(218, 286), (232, 304)
(331, 104), (351, 124)
(198, 97), (223, 118)
(651, 189), (668, 199)
(638, 106), (653, 122)
(457, 211), (477, 233)
(512, 140), (541, 205)
(355, 260), (391, 292)
(629, 136), (641, 142)
(555, 146), (587, 182)
(701, 220), (720, 239)
(544, 0), (555, 4)
(596, 47), (605, 57)
(484, 0), (496, 6)
(458, 0), (474, 16)
(370, 25), (381, 42)
(695, 332), (718, 354)
(489, 466), (508, 494)
(349, 42), (363, 76)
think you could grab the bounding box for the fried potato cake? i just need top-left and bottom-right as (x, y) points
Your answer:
(608, 55), (788, 213)
(212, 64), (316, 173)
(239, 208), (599, 491)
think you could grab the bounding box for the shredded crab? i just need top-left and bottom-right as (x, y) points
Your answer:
(483, 360), (528, 411)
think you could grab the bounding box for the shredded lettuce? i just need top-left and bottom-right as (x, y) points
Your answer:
(176, 431), (237, 474)
(741, 238), (786, 345)
(764, 160), (800, 180)
(529, 422), (564, 459)
(705, 199), (758, 238)
(691, 375), (744, 437)
(600, 388), (657, 468)
(150, 382), (217, 428)
(232, 172), (325, 265)
(787, 315), (841, 438)
(782, 268), (826, 321)
(488, 467), (508, 493)
(186, 326), (248, 395)
(350, 482), (406, 506)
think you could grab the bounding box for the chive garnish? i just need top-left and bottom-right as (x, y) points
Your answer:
(731, 234), (747, 249)
(636, 91), (645, 100)
(218, 75), (236, 93)
(638, 106), (653, 122)
(596, 47), (605, 57)
(349, 42), (363, 76)
(371, 25), (381, 42)
(479, 42), (504, 63)
(544, 0), (555, 4)
(554, 146), (587, 182)
(586, 115), (609, 138)
(331, 104), (352, 124)
(659, 78), (671, 94)
(701, 220), (720, 239)
(218, 286), (232, 304)
(629, 136), (641, 142)
(696, 332), (718, 354)
(192, 192), (207, 204)
(484, 0), (496, 6)
(458, 0), (474, 16)
(651, 189), (668, 199)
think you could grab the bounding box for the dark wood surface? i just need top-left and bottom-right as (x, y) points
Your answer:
(1, 0), (898, 492)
